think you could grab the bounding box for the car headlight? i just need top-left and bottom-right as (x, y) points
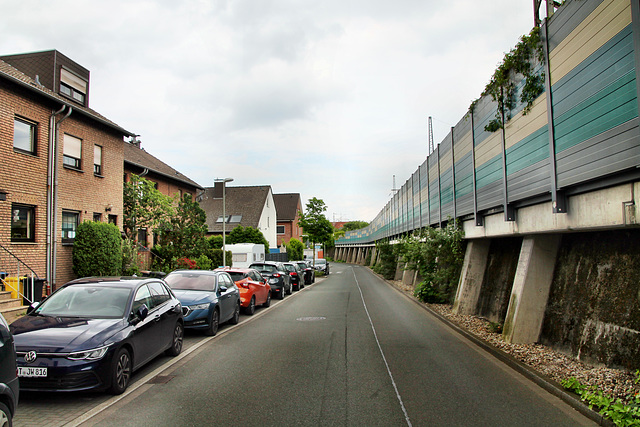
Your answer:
(67, 345), (110, 361)
(189, 303), (210, 311)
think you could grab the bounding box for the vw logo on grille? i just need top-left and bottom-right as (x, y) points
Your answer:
(24, 351), (37, 363)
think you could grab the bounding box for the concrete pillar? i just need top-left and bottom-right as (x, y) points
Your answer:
(402, 267), (415, 286)
(452, 239), (491, 315)
(503, 235), (562, 344)
(369, 247), (377, 267)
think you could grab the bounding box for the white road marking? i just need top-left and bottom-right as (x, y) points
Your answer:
(352, 268), (412, 427)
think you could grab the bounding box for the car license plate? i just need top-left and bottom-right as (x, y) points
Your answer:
(18, 367), (47, 378)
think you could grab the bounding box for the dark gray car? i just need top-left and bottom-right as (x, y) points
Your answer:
(249, 261), (291, 299)
(0, 313), (18, 426)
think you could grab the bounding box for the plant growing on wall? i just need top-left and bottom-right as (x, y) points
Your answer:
(480, 26), (545, 132)
(400, 220), (465, 304)
(373, 240), (397, 280)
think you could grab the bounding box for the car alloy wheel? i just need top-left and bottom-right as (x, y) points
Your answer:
(110, 348), (131, 395)
(245, 296), (256, 315)
(165, 322), (184, 356)
(206, 309), (220, 336)
(229, 302), (240, 325)
(263, 291), (271, 307)
(0, 402), (11, 427)
(279, 286), (285, 299)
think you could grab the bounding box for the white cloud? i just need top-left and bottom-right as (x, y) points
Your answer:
(0, 0), (536, 221)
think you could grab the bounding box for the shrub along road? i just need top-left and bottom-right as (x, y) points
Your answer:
(64, 263), (596, 427)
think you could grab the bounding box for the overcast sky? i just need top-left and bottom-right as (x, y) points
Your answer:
(2, 0), (537, 222)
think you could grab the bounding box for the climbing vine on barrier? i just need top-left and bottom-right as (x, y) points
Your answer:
(477, 26), (545, 132)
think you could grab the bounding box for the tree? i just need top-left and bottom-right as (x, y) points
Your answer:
(153, 194), (208, 271)
(123, 174), (173, 242)
(342, 221), (369, 231)
(226, 225), (269, 251)
(73, 221), (122, 277)
(298, 197), (334, 262)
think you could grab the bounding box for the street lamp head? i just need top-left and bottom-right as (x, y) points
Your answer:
(214, 177), (234, 184)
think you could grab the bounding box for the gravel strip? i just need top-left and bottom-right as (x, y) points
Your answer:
(389, 280), (640, 405)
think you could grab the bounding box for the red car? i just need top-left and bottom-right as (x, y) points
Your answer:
(216, 268), (271, 315)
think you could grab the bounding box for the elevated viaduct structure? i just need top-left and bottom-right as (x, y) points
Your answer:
(335, 0), (640, 370)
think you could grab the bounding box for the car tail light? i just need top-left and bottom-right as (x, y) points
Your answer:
(273, 273), (281, 278)
(291, 272), (298, 276)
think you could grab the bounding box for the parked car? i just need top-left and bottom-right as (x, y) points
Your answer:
(249, 261), (291, 299)
(216, 268), (271, 315)
(295, 261), (315, 285)
(282, 262), (303, 291)
(10, 277), (184, 395)
(0, 313), (18, 426)
(164, 270), (240, 337)
(313, 258), (330, 275)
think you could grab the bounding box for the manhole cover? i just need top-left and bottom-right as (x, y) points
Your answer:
(296, 316), (326, 322)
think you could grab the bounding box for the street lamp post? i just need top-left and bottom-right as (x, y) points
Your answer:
(215, 177), (234, 267)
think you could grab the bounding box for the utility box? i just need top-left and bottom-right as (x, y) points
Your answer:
(226, 243), (265, 268)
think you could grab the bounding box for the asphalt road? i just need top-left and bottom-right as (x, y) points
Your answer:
(14, 264), (595, 426)
(71, 263), (593, 427)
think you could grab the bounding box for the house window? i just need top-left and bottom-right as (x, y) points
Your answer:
(93, 213), (102, 222)
(138, 228), (148, 246)
(216, 216), (230, 223)
(62, 211), (79, 243)
(94, 145), (102, 175)
(63, 134), (82, 169)
(60, 68), (87, 105)
(277, 225), (285, 234)
(108, 214), (117, 225)
(229, 215), (242, 223)
(13, 117), (37, 154)
(11, 204), (35, 242)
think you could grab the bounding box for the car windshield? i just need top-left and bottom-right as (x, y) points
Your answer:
(316, 259), (326, 265)
(284, 265), (295, 272)
(253, 265), (277, 274)
(165, 273), (216, 291)
(34, 285), (132, 318)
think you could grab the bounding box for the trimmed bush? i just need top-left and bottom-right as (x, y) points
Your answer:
(73, 221), (122, 277)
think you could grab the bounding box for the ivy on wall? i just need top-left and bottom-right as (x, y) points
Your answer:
(472, 26), (545, 132)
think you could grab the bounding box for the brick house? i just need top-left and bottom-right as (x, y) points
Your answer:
(124, 141), (203, 268)
(198, 183), (277, 249)
(0, 50), (135, 292)
(273, 193), (302, 248)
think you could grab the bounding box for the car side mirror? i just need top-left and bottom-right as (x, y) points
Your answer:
(136, 304), (149, 321)
(219, 286), (228, 293)
(26, 301), (41, 315)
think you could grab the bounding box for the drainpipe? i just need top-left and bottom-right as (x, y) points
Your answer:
(46, 105), (72, 290)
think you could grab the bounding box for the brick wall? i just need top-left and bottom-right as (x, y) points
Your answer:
(0, 84), (52, 285)
(1, 81), (126, 291)
(55, 115), (124, 286)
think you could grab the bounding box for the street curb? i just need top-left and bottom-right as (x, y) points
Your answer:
(360, 265), (613, 426)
